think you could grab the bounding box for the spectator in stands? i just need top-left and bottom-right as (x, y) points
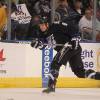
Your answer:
(0, 1), (7, 40)
(11, 1), (19, 40)
(33, 0), (51, 23)
(20, 0), (51, 22)
(55, 0), (69, 21)
(96, 32), (100, 41)
(18, 0), (38, 16)
(79, 8), (93, 40)
(89, 0), (93, 9)
(26, 15), (40, 40)
(73, 0), (83, 15)
(96, 8), (100, 42)
(55, 0), (82, 24)
(11, 1), (31, 40)
(96, 8), (100, 22)
(11, 1), (18, 13)
(73, 0), (83, 23)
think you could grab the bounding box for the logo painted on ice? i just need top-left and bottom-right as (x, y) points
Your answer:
(42, 46), (53, 87)
(0, 49), (6, 62)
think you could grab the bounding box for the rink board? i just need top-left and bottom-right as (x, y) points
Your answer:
(0, 77), (100, 88)
(0, 42), (100, 88)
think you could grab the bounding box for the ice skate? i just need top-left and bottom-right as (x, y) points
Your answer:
(42, 86), (55, 93)
(42, 78), (56, 93)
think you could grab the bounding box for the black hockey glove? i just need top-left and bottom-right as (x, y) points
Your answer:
(31, 38), (44, 49)
(71, 36), (81, 50)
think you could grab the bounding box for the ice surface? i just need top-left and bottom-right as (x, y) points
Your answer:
(0, 88), (100, 100)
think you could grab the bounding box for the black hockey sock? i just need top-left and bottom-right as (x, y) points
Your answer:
(48, 70), (59, 88)
(48, 78), (56, 90)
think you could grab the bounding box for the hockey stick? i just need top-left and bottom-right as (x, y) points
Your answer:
(52, 43), (72, 63)
(58, 43), (72, 63)
(43, 43), (71, 47)
(0, 40), (72, 48)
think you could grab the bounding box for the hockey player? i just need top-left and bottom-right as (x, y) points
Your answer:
(31, 17), (100, 93)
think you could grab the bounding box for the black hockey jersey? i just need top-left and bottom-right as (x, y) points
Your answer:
(47, 21), (80, 45)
